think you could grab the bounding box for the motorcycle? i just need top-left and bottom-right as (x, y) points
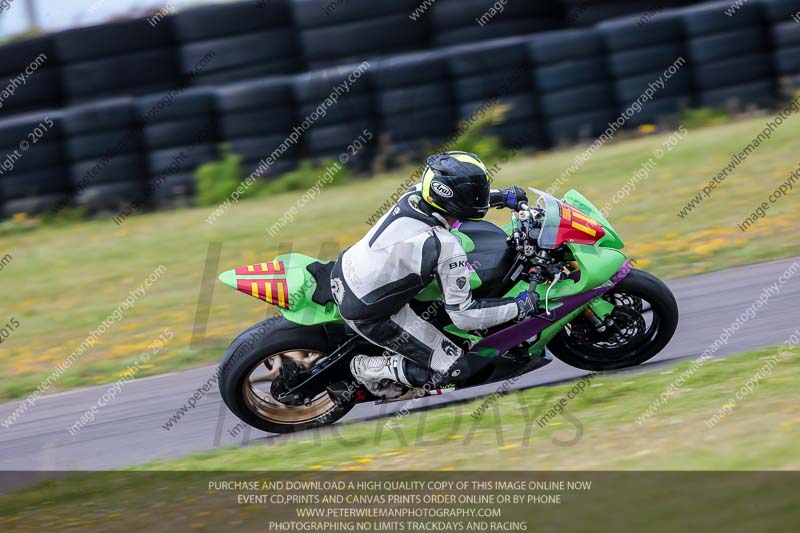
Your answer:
(217, 188), (678, 434)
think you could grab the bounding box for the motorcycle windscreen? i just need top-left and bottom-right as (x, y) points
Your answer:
(531, 189), (605, 249)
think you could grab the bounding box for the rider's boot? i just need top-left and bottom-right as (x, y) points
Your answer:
(350, 355), (408, 399)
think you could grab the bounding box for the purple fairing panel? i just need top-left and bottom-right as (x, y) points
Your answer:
(473, 261), (632, 354)
(611, 260), (632, 283)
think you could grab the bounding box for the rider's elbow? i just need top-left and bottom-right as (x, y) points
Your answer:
(448, 311), (482, 332)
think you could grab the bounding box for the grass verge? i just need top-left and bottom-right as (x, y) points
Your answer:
(1, 114), (799, 399)
(0, 346), (797, 531)
(137, 345), (800, 471)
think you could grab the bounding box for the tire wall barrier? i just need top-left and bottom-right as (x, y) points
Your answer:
(216, 76), (299, 178)
(681, 0), (775, 109)
(0, 0), (795, 217)
(528, 29), (616, 144)
(597, 9), (693, 127)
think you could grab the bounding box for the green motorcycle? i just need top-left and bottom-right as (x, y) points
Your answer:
(217, 188), (678, 434)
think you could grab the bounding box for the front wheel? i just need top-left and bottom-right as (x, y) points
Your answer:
(547, 269), (679, 371)
(219, 318), (353, 434)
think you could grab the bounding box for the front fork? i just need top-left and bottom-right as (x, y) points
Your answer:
(585, 296), (616, 333)
(567, 257), (617, 333)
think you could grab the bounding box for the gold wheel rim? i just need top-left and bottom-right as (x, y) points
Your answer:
(242, 350), (337, 425)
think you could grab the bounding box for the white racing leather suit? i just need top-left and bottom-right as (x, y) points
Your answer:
(330, 187), (519, 388)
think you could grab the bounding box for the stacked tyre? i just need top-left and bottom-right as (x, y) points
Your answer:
(561, 0), (699, 27)
(290, 0), (429, 69)
(137, 88), (219, 207)
(0, 35), (62, 117)
(172, 0), (300, 86)
(292, 63), (375, 168)
(0, 111), (69, 218)
(762, 0), (800, 90)
(528, 29), (616, 144)
(61, 98), (146, 212)
(429, 0), (562, 47)
(370, 50), (456, 163)
(215, 77), (299, 180)
(55, 18), (179, 105)
(447, 37), (544, 150)
(597, 10), (693, 127)
(680, 0), (775, 108)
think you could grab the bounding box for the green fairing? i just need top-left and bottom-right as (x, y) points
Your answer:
(277, 254), (342, 325)
(220, 191), (627, 349)
(218, 253), (342, 326)
(443, 324), (483, 344)
(451, 229), (476, 253)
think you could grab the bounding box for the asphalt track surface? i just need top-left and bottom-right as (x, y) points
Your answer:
(2, 257), (798, 471)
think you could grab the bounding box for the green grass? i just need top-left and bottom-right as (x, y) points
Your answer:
(1, 113), (799, 399)
(0, 347), (797, 530)
(137, 345), (800, 472)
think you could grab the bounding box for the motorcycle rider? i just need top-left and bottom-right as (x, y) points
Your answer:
(330, 151), (540, 399)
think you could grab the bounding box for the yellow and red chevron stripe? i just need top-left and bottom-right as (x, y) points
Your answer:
(235, 261), (285, 276)
(232, 261), (290, 308)
(236, 277), (290, 308)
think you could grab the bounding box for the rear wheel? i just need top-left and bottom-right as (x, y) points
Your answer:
(219, 319), (353, 434)
(547, 269), (678, 371)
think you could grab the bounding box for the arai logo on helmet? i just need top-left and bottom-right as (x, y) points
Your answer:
(431, 181), (453, 198)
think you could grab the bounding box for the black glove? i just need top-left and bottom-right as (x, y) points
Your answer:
(494, 186), (528, 210)
(515, 290), (540, 320)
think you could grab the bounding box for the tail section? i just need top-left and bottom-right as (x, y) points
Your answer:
(218, 253), (342, 325)
(218, 260), (291, 308)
